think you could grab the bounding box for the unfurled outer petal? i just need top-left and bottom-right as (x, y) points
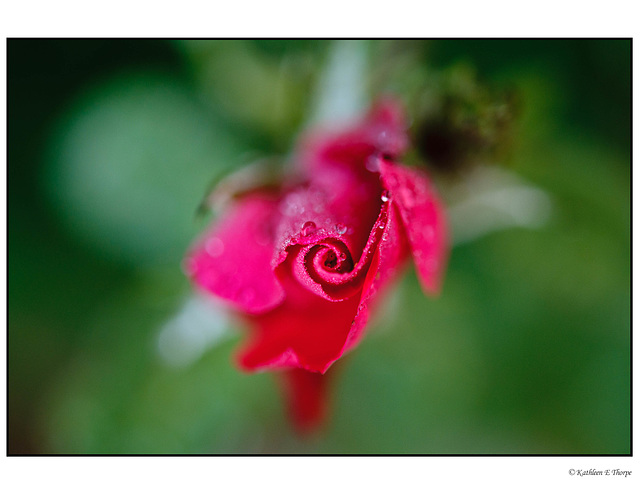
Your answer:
(342, 197), (410, 354)
(299, 98), (409, 176)
(185, 193), (285, 314)
(237, 282), (361, 373)
(380, 160), (449, 294)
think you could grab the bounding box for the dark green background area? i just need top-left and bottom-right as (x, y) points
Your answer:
(7, 39), (630, 454)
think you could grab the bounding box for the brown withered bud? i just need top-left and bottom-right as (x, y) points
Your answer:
(411, 65), (519, 175)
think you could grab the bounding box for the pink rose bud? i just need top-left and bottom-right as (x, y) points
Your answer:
(185, 98), (449, 431)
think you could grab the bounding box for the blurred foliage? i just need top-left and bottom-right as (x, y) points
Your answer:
(45, 72), (244, 266)
(7, 39), (630, 454)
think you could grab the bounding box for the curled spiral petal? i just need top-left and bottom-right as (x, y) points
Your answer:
(279, 201), (390, 302)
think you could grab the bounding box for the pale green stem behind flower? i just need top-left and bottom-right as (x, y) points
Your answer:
(308, 40), (369, 128)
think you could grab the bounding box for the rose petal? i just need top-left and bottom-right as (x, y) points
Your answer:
(237, 259), (362, 374)
(239, 196), (412, 374)
(237, 285), (361, 373)
(380, 160), (449, 294)
(282, 200), (391, 303)
(273, 168), (381, 266)
(186, 193), (284, 314)
(300, 98), (409, 175)
(342, 197), (410, 353)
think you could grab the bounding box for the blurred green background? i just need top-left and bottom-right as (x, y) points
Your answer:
(7, 39), (630, 454)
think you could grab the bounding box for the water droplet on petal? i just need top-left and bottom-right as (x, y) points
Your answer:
(302, 221), (317, 236)
(281, 191), (307, 216)
(335, 223), (347, 235)
(381, 190), (390, 202)
(205, 237), (225, 257)
(366, 155), (381, 173)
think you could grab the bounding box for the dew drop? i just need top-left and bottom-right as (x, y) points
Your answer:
(302, 221), (317, 236)
(381, 190), (390, 202)
(365, 155), (381, 173)
(335, 223), (347, 235)
(281, 192), (306, 216)
(205, 237), (225, 257)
